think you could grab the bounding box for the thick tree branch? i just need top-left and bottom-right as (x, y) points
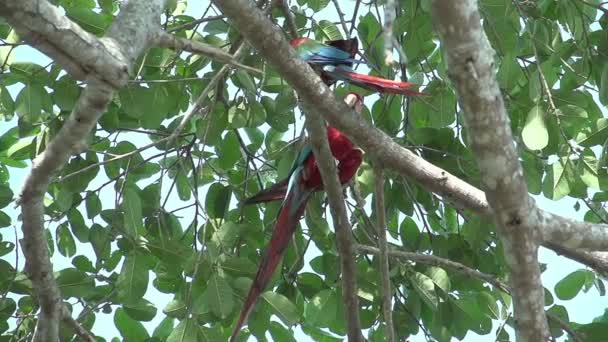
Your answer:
(430, 1), (548, 340)
(302, 107), (363, 341)
(373, 165), (395, 342)
(383, 0), (396, 65)
(0, 0), (130, 87)
(14, 1), (167, 341)
(154, 32), (263, 75)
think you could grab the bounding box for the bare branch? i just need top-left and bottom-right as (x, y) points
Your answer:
(373, 165), (394, 342)
(61, 307), (96, 342)
(278, 0), (298, 39)
(14, 1), (167, 341)
(331, 0), (349, 37)
(154, 32), (263, 75)
(357, 244), (510, 293)
(430, 1), (548, 340)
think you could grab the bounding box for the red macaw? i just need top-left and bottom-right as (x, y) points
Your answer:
(291, 37), (427, 96)
(230, 93), (364, 342)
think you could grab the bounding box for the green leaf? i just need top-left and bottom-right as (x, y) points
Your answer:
(205, 183), (231, 219)
(234, 70), (256, 93)
(555, 269), (588, 300)
(411, 272), (438, 310)
(522, 106), (549, 150)
(262, 292), (299, 326)
(89, 224), (110, 259)
(220, 256), (257, 278)
(175, 172), (192, 201)
(543, 158), (574, 200)
(315, 20), (342, 41)
(576, 118), (608, 147)
(56, 223), (76, 257)
(124, 298), (157, 322)
(114, 308), (150, 340)
(167, 318), (199, 342)
(600, 63), (608, 106)
(203, 274), (234, 318)
(0, 86), (15, 120)
(55, 268), (95, 298)
(304, 289), (337, 327)
(0, 184), (13, 209)
(269, 321), (297, 342)
(152, 316), (174, 339)
(0, 211), (11, 228)
(117, 251), (149, 304)
(85, 192), (102, 219)
(52, 75), (80, 111)
(426, 267), (450, 293)
(0, 241), (14, 257)
(72, 255), (96, 273)
(122, 186), (143, 238)
(218, 131), (241, 170)
(15, 84), (46, 120)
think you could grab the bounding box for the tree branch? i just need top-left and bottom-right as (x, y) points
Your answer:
(302, 105), (363, 341)
(154, 32), (263, 75)
(13, 1), (167, 341)
(61, 307), (96, 342)
(358, 244), (584, 342)
(0, 0), (131, 87)
(373, 165), (394, 342)
(383, 0), (396, 65)
(430, 1), (548, 340)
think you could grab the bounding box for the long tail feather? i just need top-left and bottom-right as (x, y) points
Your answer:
(230, 184), (312, 341)
(323, 65), (428, 96)
(243, 178), (289, 205)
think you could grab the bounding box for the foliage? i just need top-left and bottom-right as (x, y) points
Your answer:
(0, 0), (607, 341)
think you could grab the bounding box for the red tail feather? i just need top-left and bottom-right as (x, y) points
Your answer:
(327, 67), (428, 96)
(230, 190), (311, 341)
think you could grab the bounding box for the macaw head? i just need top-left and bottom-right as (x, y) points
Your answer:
(344, 92), (364, 113)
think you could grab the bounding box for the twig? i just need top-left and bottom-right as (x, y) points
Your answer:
(373, 165), (394, 342)
(61, 307), (95, 342)
(167, 15), (227, 32)
(331, 0), (349, 37)
(155, 32), (262, 76)
(357, 244), (510, 293)
(349, 0), (362, 37)
(279, 0), (298, 38)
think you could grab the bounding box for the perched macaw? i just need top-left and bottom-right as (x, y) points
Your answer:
(291, 37), (427, 96)
(230, 92), (364, 342)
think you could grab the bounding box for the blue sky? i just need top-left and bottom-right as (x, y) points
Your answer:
(1, 1), (607, 341)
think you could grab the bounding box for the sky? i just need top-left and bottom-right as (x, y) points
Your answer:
(1, 0), (607, 341)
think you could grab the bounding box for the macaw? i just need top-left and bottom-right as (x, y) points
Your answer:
(230, 92), (364, 342)
(291, 37), (427, 96)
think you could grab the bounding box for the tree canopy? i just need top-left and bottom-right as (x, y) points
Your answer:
(1, 0), (608, 341)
